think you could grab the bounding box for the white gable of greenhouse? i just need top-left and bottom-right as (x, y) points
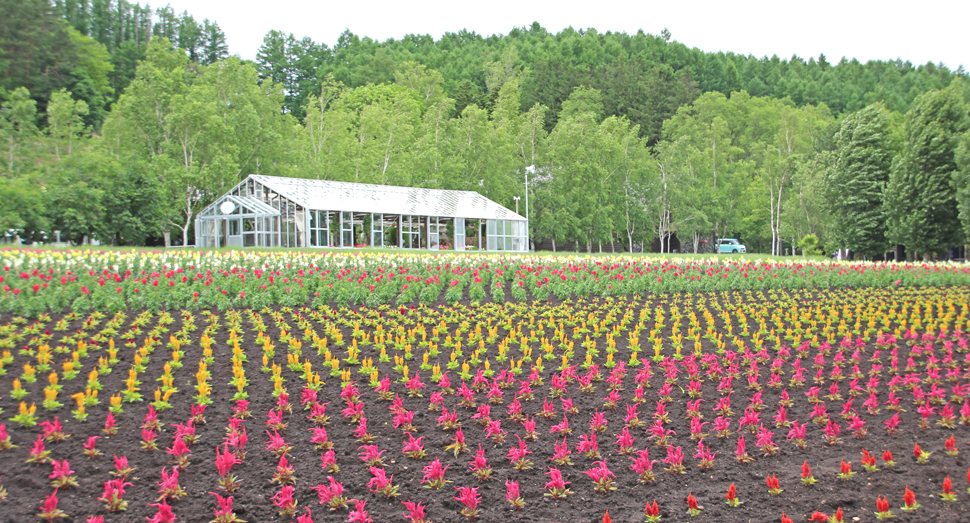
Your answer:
(250, 175), (525, 221)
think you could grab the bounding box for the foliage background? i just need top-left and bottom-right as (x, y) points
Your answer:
(2, 0), (970, 259)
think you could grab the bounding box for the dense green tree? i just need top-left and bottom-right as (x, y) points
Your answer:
(660, 92), (747, 251)
(256, 30), (327, 119)
(46, 88), (89, 158)
(43, 150), (105, 243)
(199, 19), (229, 66)
(885, 81), (968, 259)
(824, 102), (897, 257)
(96, 154), (167, 244)
(103, 40), (293, 245)
(1, 87), (39, 175)
(0, 0), (77, 110)
(0, 176), (46, 237)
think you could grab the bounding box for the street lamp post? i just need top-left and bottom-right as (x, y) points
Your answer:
(525, 165), (534, 251)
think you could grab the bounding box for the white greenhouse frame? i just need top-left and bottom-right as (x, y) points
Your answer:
(196, 175), (529, 251)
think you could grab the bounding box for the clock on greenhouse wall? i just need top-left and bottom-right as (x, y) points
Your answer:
(220, 201), (235, 214)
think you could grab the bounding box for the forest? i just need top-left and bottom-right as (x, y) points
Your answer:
(2, 0), (970, 258)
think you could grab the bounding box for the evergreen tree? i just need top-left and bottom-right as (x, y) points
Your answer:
(952, 125), (970, 244)
(885, 81), (969, 259)
(825, 102), (897, 257)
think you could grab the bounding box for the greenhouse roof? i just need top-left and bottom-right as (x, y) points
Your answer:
(250, 174), (525, 221)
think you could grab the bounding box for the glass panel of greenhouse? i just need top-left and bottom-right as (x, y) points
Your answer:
(196, 174), (528, 251)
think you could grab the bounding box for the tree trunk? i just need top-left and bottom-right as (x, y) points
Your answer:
(163, 231), (171, 248)
(552, 238), (557, 253)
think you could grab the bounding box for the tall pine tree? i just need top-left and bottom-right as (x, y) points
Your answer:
(825, 102), (897, 257)
(885, 81), (969, 259)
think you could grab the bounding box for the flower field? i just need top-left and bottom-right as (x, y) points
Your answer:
(1, 248), (970, 522)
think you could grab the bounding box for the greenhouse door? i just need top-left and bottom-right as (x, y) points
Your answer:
(341, 212), (354, 247)
(371, 213), (383, 247)
(454, 218), (464, 251)
(428, 217), (439, 250)
(227, 218), (243, 247)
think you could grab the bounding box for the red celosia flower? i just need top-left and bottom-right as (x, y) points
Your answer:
(686, 492), (701, 516)
(766, 473), (782, 495)
(444, 427), (468, 457)
(861, 449), (879, 472)
(837, 460), (854, 481)
(214, 444), (241, 492)
(644, 500), (661, 523)
(808, 511), (829, 522)
(801, 461), (816, 485)
(901, 485), (920, 512)
(944, 435), (958, 456)
(0, 423), (14, 450)
(882, 449), (895, 467)
(143, 405), (160, 430)
(875, 495), (892, 519)
(940, 475), (957, 503)
(368, 466), (400, 498)
(141, 429), (158, 451)
(725, 483), (742, 507)
(781, 512), (794, 523)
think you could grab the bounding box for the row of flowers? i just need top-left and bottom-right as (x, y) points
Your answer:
(1, 248), (969, 315)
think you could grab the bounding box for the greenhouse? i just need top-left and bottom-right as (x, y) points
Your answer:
(195, 174), (529, 251)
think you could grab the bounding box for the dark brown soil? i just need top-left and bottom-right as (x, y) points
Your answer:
(0, 290), (968, 523)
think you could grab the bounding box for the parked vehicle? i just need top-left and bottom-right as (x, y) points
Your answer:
(717, 238), (746, 254)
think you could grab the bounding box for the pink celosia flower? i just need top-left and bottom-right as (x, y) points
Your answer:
(348, 499), (372, 523)
(454, 486), (481, 519)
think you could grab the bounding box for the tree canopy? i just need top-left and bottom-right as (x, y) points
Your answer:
(2, 7), (969, 256)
